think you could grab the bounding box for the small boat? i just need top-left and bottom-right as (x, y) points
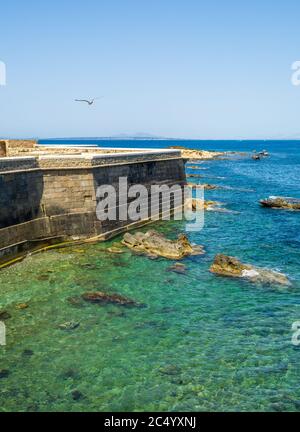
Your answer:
(259, 150), (269, 157)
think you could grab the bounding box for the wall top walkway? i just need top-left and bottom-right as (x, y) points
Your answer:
(0, 149), (183, 173)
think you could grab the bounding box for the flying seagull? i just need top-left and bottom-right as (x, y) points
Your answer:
(75, 97), (102, 105)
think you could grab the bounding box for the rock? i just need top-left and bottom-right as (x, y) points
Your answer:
(79, 263), (97, 270)
(186, 183), (204, 189)
(187, 165), (208, 170)
(186, 174), (203, 178)
(185, 198), (237, 214)
(22, 349), (34, 357)
(108, 310), (127, 318)
(107, 246), (124, 254)
(187, 183), (220, 190)
(58, 321), (80, 331)
(0, 311), (11, 321)
(168, 263), (187, 274)
(71, 389), (84, 401)
(260, 196), (300, 211)
(0, 369), (10, 379)
(36, 274), (50, 281)
(201, 183), (221, 190)
(61, 368), (80, 380)
(210, 254), (291, 286)
(16, 303), (29, 310)
(146, 253), (159, 260)
(67, 296), (86, 308)
(122, 230), (203, 260)
(169, 146), (224, 160)
(159, 365), (182, 376)
(190, 245), (205, 255)
(82, 291), (145, 308)
(184, 198), (221, 211)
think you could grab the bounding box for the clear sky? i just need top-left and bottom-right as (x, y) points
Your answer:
(0, 0), (300, 139)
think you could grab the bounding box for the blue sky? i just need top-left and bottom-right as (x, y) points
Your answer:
(0, 0), (300, 139)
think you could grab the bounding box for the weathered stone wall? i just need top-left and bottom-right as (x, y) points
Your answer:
(0, 151), (186, 259)
(0, 170), (44, 229)
(0, 141), (8, 157)
(3, 139), (37, 149)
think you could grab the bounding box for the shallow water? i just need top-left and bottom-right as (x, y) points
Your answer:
(1, 140), (300, 412)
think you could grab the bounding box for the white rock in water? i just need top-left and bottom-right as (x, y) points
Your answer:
(242, 269), (260, 278)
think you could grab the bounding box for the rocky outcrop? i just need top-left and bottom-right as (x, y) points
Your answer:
(186, 174), (203, 179)
(122, 230), (204, 259)
(82, 291), (145, 307)
(187, 165), (208, 170)
(187, 182), (221, 190)
(185, 198), (223, 211)
(210, 254), (291, 286)
(260, 196), (300, 211)
(185, 198), (239, 214)
(169, 146), (224, 160)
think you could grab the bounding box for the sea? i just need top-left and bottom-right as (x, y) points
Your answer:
(0, 139), (299, 412)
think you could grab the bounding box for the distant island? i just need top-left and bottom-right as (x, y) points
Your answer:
(39, 133), (177, 142)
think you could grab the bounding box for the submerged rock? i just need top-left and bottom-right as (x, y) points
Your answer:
(107, 246), (124, 254)
(122, 230), (203, 260)
(0, 369), (10, 379)
(71, 389), (84, 401)
(22, 349), (34, 357)
(260, 196), (300, 211)
(36, 274), (50, 281)
(61, 368), (80, 380)
(159, 365), (182, 376)
(82, 291), (145, 308)
(58, 321), (80, 331)
(16, 303), (29, 310)
(67, 296), (86, 308)
(167, 263), (187, 275)
(210, 254), (291, 286)
(79, 263), (97, 270)
(0, 311), (11, 320)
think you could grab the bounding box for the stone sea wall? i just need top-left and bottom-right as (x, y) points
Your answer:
(0, 150), (186, 261)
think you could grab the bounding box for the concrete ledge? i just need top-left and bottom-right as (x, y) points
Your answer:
(0, 149), (183, 173)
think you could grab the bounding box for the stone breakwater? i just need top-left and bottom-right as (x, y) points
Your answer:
(0, 149), (186, 264)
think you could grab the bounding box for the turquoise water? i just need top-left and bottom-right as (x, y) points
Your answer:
(1, 140), (300, 412)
